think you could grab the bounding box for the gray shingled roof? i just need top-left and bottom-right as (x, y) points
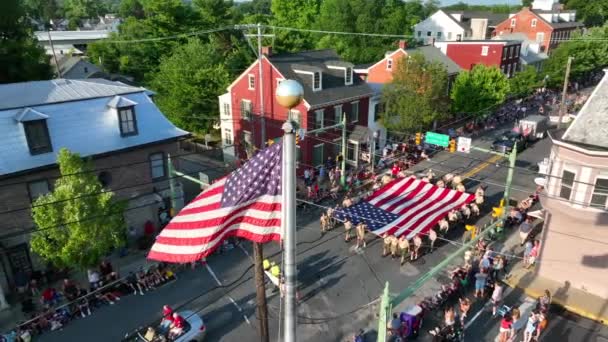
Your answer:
(404, 46), (462, 75)
(561, 70), (608, 149)
(268, 49), (374, 108)
(445, 10), (509, 27)
(57, 56), (102, 79)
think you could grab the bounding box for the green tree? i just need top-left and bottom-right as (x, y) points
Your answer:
(31, 149), (126, 269)
(380, 53), (450, 132)
(270, 0), (320, 52)
(450, 65), (510, 116)
(509, 65), (541, 97)
(0, 0), (52, 83)
(118, 0), (145, 19)
(542, 25), (608, 87)
(563, 0), (608, 27)
(149, 38), (231, 134)
(63, 0), (101, 28)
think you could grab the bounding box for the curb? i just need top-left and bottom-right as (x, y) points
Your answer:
(503, 276), (608, 326)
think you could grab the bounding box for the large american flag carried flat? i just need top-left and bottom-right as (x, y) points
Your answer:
(336, 177), (475, 239)
(148, 142), (283, 263)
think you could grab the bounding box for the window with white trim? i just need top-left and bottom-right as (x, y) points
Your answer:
(240, 100), (252, 120)
(313, 72), (321, 91)
(511, 18), (516, 27)
(507, 63), (512, 76)
(510, 46), (514, 58)
(222, 102), (230, 117)
(481, 46), (489, 56)
(345, 67), (353, 85)
(248, 74), (255, 90)
(387, 58), (393, 70)
(314, 109), (324, 129)
(417, 31), (422, 37)
(149, 153), (166, 180)
(27, 179), (50, 202)
(531, 19), (537, 28)
(350, 101), (359, 123)
(24, 119), (53, 154)
(590, 178), (608, 209)
(289, 109), (300, 124)
(334, 105), (342, 124)
(437, 32), (442, 39)
(118, 107), (138, 137)
(224, 128), (233, 145)
(447, 32), (452, 40)
(503, 48), (507, 60)
(515, 46), (519, 58)
(559, 170), (575, 200)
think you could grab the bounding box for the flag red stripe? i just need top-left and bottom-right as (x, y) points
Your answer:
(166, 201), (281, 229)
(373, 178), (414, 209)
(386, 187), (450, 236)
(384, 181), (431, 213)
(366, 177), (406, 203)
(410, 192), (473, 239)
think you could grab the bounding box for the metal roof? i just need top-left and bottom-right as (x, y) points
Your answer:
(561, 70), (608, 150)
(0, 79), (145, 110)
(0, 81), (189, 176)
(268, 49), (374, 108)
(35, 30), (109, 42)
(404, 46), (462, 75)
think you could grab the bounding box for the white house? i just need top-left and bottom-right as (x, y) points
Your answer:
(414, 10), (469, 44)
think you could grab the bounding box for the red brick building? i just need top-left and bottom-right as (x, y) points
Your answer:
(493, 7), (583, 53)
(434, 40), (522, 77)
(219, 49), (374, 170)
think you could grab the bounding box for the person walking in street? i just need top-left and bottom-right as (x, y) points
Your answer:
(523, 311), (539, 342)
(523, 240), (533, 266)
(539, 290), (552, 312)
(428, 229), (438, 253)
(510, 308), (523, 341)
(491, 283), (504, 316)
(382, 233), (392, 257)
(474, 270), (488, 298)
(344, 218), (354, 242)
(399, 236), (410, 265)
(493, 255), (505, 280)
(390, 234), (399, 258)
(326, 206), (335, 229)
(535, 311), (548, 341)
(320, 213), (329, 234)
(526, 240), (541, 269)
(356, 221), (367, 249)
(498, 314), (513, 342)
(411, 235), (422, 261)
(519, 217), (533, 245)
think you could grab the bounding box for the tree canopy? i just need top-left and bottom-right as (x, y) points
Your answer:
(450, 65), (510, 116)
(563, 0), (608, 27)
(149, 38), (232, 134)
(509, 65), (540, 97)
(0, 0), (52, 83)
(380, 53), (450, 132)
(31, 149), (127, 269)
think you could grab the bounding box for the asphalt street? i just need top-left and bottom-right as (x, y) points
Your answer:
(37, 128), (550, 342)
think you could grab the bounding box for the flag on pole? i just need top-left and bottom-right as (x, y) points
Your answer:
(148, 142), (283, 263)
(335, 177), (475, 239)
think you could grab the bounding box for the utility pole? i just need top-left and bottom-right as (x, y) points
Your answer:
(341, 113), (347, 186)
(48, 30), (62, 78)
(257, 23), (266, 145)
(502, 147), (518, 217)
(282, 121), (297, 342)
(557, 56), (573, 129)
(370, 130), (377, 174)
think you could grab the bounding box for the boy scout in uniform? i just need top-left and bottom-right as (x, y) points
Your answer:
(356, 221), (367, 249)
(390, 235), (399, 258)
(320, 213), (328, 234)
(382, 233), (392, 257)
(399, 236), (410, 265)
(344, 218), (353, 242)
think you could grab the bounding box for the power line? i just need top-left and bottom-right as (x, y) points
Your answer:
(100, 26), (235, 44)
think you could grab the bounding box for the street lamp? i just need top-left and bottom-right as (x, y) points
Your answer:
(370, 130), (379, 174)
(275, 79), (303, 342)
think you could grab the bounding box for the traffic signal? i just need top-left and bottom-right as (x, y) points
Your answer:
(295, 135), (300, 145)
(415, 132), (422, 145)
(267, 139), (275, 146)
(465, 225), (477, 239)
(492, 206), (504, 218)
(449, 139), (456, 153)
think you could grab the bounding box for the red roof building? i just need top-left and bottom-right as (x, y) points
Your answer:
(218, 48), (374, 170)
(434, 40), (522, 77)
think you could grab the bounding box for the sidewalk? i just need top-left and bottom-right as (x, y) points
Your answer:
(498, 216), (608, 325)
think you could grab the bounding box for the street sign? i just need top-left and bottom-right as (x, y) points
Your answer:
(424, 132), (450, 147)
(457, 136), (472, 153)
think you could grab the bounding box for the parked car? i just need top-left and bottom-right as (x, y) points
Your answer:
(124, 310), (207, 342)
(491, 131), (527, 153)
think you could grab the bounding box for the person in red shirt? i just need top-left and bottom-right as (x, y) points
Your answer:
(40, 287), (59, 307)
(169, 312), (185, 339)
(391, 163), (400, 178)
(159, 305), (174, 333)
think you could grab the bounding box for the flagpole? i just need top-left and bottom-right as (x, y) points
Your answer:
(276, 79), (303, 342)
(282, 120), (297, 342)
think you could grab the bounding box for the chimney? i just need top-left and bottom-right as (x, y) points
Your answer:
(261, 46), (272, 56)
(398, 40), (408, 50)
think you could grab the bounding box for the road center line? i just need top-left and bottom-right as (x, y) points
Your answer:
(205, 263), (252, 325)
(462, 154), (503, 179)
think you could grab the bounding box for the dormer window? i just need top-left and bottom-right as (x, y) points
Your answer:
(387, 58), (393, 70)
(107, 96), (139, 137)
(248, 74), (255, 90)
(313, 72), (321, 91)
(14, 108), (52, 155)
(345, 67), (353, 85)
(118, 107), (138, 136)
(24, 120), (52, 155)
(531, 19), (537, 28)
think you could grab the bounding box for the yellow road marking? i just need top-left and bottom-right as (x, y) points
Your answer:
(461, 154), (503, 179)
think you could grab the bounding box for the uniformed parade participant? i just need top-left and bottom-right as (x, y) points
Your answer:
(390, 234), (399, 258)
(429, 228), (438, 253)
(411, 235), (423, 261)
(320, 213), (329, 234)
(356, 221), (367, 249)
(399, 236), (410, 265)
(326, 206), (335, 229)
(344, 217), (354, 242)
(382, 233), (392, 257)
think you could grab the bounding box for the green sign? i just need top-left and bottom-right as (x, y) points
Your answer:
(424, 132), (450, 147)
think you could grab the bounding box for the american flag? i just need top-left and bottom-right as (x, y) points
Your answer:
(148, 142), (283, 263)
(335, 177), (475, 239)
